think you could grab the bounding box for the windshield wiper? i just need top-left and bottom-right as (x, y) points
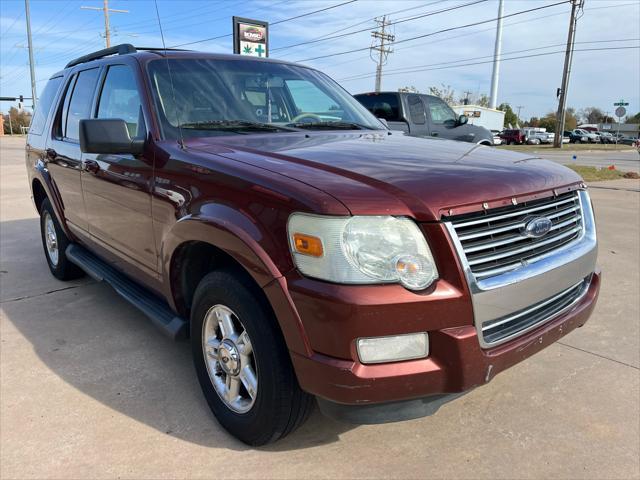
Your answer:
(180, 120), (299, 132)
(285, 121), (376, 130)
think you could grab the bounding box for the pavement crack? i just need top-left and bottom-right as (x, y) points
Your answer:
(1, 282), (97, 304)
(557, 341), (639, 370)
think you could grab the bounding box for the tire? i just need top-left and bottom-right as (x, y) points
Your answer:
(39, 198), (84, 281)
(191, 270), (313, 446)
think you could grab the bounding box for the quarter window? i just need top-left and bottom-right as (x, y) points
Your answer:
(427, 96), (457, 125)
(97, 65), (143, 138)
(65, 68), (100, 141)
(29, 76), (63, 135)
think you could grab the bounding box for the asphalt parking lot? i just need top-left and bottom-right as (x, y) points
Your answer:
(1, 136), (639, 479)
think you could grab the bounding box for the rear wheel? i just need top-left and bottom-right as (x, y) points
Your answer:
(191, 270), (313, 445)
(39, 198), (84, 280)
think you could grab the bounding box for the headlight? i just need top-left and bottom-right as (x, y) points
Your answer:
(287, 214), (438, 290)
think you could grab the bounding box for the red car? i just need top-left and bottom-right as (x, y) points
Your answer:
(26, 45), (600, 445)
(500, 128), (527, 145)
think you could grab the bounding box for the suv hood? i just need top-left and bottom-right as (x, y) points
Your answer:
(187, 131), (582, 221)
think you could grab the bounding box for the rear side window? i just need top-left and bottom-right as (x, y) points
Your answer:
(354, 93), (400, 121)
(97, 65), (143, 138)
(65, 68), (100, 141)
(407, 94), (425, 125)
(29, 76), (63, 135)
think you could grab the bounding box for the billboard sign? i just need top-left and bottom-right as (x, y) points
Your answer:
(233, 17), (269, 58)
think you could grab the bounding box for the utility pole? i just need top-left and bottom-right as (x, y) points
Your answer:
(24, 0), (37, 110)
(554, 0), (584, 148)
(81, 0), (129, 48)
(489, 0), (504, 109)
(370, 16), (394, 93)
(516, 105), (524, 124)
(463, 91), (473, 105)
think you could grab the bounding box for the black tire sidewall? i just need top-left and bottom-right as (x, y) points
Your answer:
(190, 271), (299, 445)
(39, 198), (80, 280)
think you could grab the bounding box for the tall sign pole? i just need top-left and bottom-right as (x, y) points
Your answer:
(24, 0), (37, 109)
(489, 0), (504, 109)
(614, 99), (628, 140)
(554, 0), (583, 148)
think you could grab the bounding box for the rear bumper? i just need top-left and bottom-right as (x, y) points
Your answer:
(290, 270), (600, 408)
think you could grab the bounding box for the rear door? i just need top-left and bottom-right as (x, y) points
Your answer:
(81, 63), (157, 274)
(403, 94), (428, 137)
(353, 93), (408, 133)
(46, 67), (101, 233)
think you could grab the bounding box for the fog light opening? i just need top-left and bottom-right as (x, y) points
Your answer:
(357, 332), (429, 364)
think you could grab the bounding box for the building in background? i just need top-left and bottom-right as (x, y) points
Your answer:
(452, 104), (505, 133)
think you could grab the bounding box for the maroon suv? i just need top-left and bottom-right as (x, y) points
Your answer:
(26, 45), (600, 445)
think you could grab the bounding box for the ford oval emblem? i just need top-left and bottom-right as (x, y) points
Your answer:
(522, 216), (552, 238)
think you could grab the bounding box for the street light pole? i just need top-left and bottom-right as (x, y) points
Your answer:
(24, 0), (38, 110)
(489, 0), (504, 109)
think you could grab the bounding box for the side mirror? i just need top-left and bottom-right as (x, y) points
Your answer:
(457, 114), (468, 126)
(377, 117), (389, 128)
(79, 119), (144, 155)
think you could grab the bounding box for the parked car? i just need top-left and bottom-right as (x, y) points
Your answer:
(26, 44), (600, 446)
(619, 135), (639, 146)
(572, 128), (599, 143)
(491, 129), (502, 145)
(596, 132), (616, 144)
(354, 91), (494, 145)
(500, 128), (527, 145)
(566, 130), (587, 143)
(523, 128), (551, 144)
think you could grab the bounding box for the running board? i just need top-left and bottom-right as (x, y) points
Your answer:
(66, 244), (187, 340)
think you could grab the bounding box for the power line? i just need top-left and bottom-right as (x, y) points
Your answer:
(336, 46), (640, 82)
(171, 0), (358, 48)
(272, 0), (487, 53)
(295, 0), (571, 63)
(338, 38), (639, 81)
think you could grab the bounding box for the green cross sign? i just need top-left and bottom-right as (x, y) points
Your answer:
(614, 99), (629, 106)
(255, 44), (265, 57)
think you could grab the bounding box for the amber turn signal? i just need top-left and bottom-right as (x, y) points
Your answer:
(293, 233), (324, 257)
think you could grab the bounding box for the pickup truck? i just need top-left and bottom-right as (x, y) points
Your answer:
(354, 91), (494, 145)
(26, 45), (600, 446)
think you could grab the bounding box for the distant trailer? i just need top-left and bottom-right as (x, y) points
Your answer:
(452, 105), (506, 132)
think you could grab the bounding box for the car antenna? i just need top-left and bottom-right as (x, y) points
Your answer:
(153, 0), (185, 149)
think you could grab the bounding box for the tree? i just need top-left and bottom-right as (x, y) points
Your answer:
(538, 113), (557, 133)
(475, 94), (490, 108)
(428, 84), (456, 105)
(2, 107), (32, 135)
(564, 107), (578, 130)
(498, 103), (518, 128)
(398, 86), (420, 93)
(625, 112), (640, 124)
(525, 116), (540, 128)
(579, 106), (604, 124)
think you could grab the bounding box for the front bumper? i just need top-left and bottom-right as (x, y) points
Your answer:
(290, 270), (600, 408)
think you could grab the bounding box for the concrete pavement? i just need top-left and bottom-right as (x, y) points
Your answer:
(1, 136), (639, 479)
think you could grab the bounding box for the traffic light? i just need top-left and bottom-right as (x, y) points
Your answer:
(19, 95), (23, 103)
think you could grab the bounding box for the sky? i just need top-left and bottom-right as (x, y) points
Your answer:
(1, 0), (638, 120)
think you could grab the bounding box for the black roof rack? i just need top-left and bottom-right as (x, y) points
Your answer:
(65, 43), (136, 68)
(65, 44), (191, 69)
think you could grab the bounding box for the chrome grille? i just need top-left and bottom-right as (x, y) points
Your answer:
(446, 191), (584, 279)
(481, 276), (590, 345)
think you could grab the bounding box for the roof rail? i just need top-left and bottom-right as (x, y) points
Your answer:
(134, 47), (191, 52)
(65, 43), (136, 68)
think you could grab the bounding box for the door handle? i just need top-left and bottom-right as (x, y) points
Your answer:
(84, 159), (100, 174)
(432, 132), (439, 137)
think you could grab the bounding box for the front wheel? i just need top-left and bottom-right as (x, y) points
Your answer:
(191, 270), (313, 445)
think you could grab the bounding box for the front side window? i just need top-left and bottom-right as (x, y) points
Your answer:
(65, 68), (100, 141)
(427, 96), (457, 125)
(147, 59), (381, 139)
(30, 76), (63, 135)
(97, 65), (143, 138)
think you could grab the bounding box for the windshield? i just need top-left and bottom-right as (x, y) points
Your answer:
(147, 58), (383, 139)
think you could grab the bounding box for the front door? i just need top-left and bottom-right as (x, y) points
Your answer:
(424, 96), (475, 143)
(81, 63), (157, 274)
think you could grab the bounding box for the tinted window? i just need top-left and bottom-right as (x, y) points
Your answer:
(427, 96), (457, 125)
(29, 76), (63, 135)
(97, 65), (143, 138)
(354, 93), (400, 121)
(65, 68), (100, 141)
(407, 94), (425, 125)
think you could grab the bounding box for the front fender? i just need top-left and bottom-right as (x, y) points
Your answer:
(161, 204), (312, 356)
(32, 159), (74, 239)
